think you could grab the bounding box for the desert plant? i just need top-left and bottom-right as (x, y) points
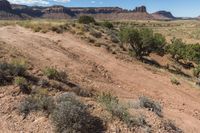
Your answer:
(119, 28), (166, 59)
(51, 24), (68, 33)
(52, 93), (105, 133)
(193, 65), (200, 78)
(102, 21), (114, 29)
(14, 76), (31, 94)
(163, 120), (183, 133)
(0, 60), (27, 85)
(78, 16), (96, 24)
(170, 77), (180, 85)
(43, 67), (67, 82)
(166, 38), (187, 61)
(43, 67), (59, 79)
(90, 30), (102, 38)
(139, 96), (162, 117)
(98, 93), (145, 127)
(167, 38), (200, 64)
(19, 90), (54, 116)
(10, 59), (27, 76)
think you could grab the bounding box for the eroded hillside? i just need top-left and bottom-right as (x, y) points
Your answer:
(0, 19), (200, 132)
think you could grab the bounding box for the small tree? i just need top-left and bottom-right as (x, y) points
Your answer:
(167, 38), (200, 64)
(166, 38), (187, 62)
(119, 28), (166, 59)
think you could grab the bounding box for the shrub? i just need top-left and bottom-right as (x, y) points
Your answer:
(0, 60), (27, 85)
(78, 16), (96, 24)
(163, 120), (183, 133)
(139, 96), (162, 117)
(98, 93), (145, 127)
(119, 28), (166, 59)
(19, 90), (54, 116)
(110, 34), (120, 43)
(170, 77), (180, 85)
(52, 93), (105, 133)
(14, 77), (31, 94)
(90, 30), (102, 38)
(10, 59), (27, 76)
(43, 67), (59, 79)
(193, 65), (200, 78)
(43, 67), (67, 82)
(102, 21), (114, 29)
(167, 38), (200, 64)
(166, 38), (187, 62)
(33, 26), (42, 32)
(51, 24), (68, 34)
(14, 76), (27, 86)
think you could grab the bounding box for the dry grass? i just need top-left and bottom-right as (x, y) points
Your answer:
(114, 20), (200, 44)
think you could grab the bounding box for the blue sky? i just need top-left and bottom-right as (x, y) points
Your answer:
(8, 0), (200, 17)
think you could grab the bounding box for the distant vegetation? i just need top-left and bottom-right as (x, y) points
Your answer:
(78, 16), (96, 24)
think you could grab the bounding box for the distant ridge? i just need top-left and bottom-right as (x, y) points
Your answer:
(0, 0), (176, 20)
(152, 11), (175, 20)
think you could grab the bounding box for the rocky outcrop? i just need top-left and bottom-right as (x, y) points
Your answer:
(69, 7), (126, 14)
(133, 6), (147, 13)
(41, 6), (74, 18)
(0, 0), (157, 20)
(0, 0), (12, 11)
(152, 11), (175, 20)
(0, 0), (23, 19)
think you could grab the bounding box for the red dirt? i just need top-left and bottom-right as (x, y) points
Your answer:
(0, 26), (200, 132)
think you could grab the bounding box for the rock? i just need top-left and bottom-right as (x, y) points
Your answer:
(133, 6), (147, 13)
(152, 10), (175, 20)
(0, 0), (12, 11)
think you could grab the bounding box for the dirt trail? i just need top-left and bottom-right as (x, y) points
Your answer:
(1, 26), (200, 132)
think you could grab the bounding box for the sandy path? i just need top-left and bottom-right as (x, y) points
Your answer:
(0, 26), (200, 132)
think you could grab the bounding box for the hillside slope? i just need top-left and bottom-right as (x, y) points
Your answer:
(0, 26), (200, 132)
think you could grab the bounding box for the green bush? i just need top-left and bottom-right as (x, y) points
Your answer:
(119, 28), (166, 59)
(98, 93), (145, 127)
(0, 60), (27, 85)
(193, 65), (200, 78)
(14, 76), (27, 86)
(139, 96), (162, 117)
(102, 21), (114, 29)
(78, 16), (96, 24)
(166, 38), (187, 61)
(14, 76), (31, 94)
(167, 38), (200, 64)
(52, 93), (105, 133)
(43, 67), (59, 79)
(43, 67), (67, 82)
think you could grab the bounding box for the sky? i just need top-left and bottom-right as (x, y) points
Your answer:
(7, 0), (200, 17)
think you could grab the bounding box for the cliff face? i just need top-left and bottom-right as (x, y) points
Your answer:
(69, 7), (126, 14)
(0, 1), (168, 20)
(152, 11), (175, 20)
(0, 0), (12, 11)
(0, 0), (23, 19)
(133, 6), (147, 13)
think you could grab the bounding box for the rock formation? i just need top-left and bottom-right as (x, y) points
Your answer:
(152, 11), (175, 20)
(0, 0), (176, 20)
(133, 6), (147, 13)
(0, 0), (12, 11)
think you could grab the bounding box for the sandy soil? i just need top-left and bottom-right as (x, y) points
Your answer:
(0, 26), (200, 133)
